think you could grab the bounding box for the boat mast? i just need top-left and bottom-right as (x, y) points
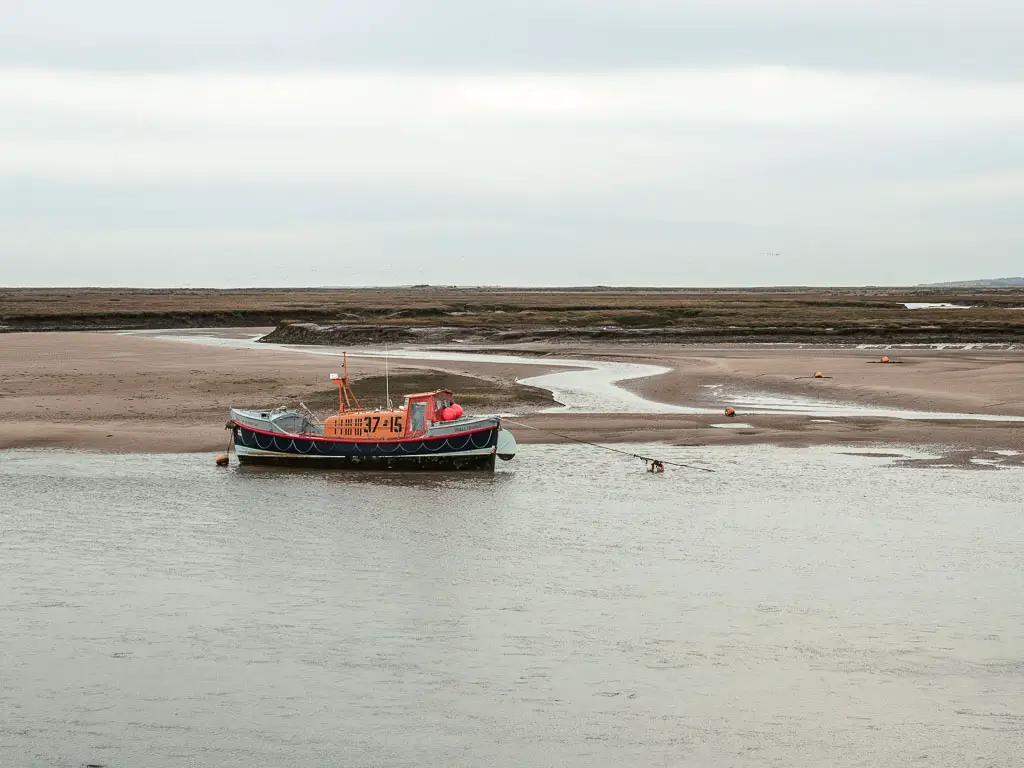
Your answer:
(385, 343), (393, 409)
(331, 352), (363, 412)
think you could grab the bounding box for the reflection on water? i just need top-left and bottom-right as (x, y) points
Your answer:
(2, 446), (1022, 767)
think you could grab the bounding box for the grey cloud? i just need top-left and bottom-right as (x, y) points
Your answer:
(3, 159), (1020, 288)
(2, 1), (1022, 78)
(1, 1), (1022, 287)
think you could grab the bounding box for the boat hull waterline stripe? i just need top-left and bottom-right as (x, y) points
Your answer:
(232, 422), (499, 459)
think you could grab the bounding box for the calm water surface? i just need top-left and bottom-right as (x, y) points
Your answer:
(2, 446), (1022, 767)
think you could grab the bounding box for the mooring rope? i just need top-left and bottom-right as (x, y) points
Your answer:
(503, 419), (716, 473)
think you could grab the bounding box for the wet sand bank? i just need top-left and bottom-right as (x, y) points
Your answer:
(0, 331), (1022, 456)
(621, 344), (1024, 418)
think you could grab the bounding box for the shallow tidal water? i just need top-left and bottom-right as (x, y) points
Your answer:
(2, 445), (1022, 767)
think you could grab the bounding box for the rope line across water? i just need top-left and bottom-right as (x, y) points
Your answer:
(503, 419), (715, 473)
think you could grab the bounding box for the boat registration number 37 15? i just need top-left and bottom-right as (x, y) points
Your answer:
(364, 415), (403, 434)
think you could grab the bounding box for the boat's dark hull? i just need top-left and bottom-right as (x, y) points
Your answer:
(231, 421), (500, 471)
(236, 451), (497, 471)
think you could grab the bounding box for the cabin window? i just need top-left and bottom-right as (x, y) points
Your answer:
(410, 402), (426, 432)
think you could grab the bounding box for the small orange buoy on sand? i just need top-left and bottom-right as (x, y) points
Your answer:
(814, 371), (824, 378)
(881, 355), (890, 363)
(215, 454), (230, 466)
(724, 407), (736, 417)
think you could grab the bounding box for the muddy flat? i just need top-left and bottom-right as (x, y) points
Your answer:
(3, 285), (1023, 344)
(623, 344), (1024, 417)
(1, 330), (1022, 457)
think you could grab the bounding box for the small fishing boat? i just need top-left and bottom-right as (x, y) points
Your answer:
(227, 355), (517, 470)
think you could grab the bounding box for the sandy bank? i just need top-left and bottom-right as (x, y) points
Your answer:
(620, 345), (1024, 418)
(0, 331), (561, 453)
(0, 331), (1022, 456)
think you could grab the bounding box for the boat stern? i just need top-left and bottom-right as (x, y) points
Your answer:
(496, 428), (518, 461)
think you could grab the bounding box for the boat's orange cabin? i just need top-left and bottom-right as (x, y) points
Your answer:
(323, 388), (458, 440)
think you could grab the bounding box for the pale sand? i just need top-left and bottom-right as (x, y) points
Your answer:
(621, 345), (1024, 417)
(1, 331), (1022, 455)
(0, 331), (567, 453)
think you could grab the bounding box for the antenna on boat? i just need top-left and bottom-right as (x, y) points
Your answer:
(384, 342), (393, 409)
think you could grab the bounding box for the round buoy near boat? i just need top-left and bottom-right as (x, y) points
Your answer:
(814, 371), (824, 378)
(881, 355), (890, 363)
(215, 454), (230, 467)
(724, 407), (736, 417)
(440, 403), (465, 421)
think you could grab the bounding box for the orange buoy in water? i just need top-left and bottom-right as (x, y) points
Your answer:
(814, 371), (824, 378)
(881, 355), (890, 363)
(724, 407), (736, 417)
(215, 454), (230, 466)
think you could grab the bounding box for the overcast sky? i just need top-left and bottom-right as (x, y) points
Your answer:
(1, 1), (1022, 287)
